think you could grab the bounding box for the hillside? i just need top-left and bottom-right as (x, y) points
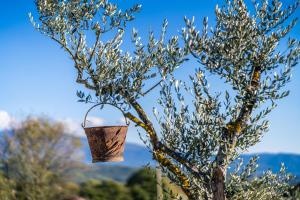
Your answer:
(81, 140), (300, 182)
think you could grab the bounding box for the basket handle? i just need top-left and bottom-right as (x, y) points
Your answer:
(82, 103), (130, 128)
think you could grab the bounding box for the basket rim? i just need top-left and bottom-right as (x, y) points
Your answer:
(83, 125), (129, 130)
(92, 156), (124, 163)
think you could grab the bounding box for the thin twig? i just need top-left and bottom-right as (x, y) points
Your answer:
(141, 79), (163, 96)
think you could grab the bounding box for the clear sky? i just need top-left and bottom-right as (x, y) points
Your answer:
(0, 0), (299, 153)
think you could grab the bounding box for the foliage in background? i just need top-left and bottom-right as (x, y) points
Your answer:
(79, 168), (176, 200)
(31, 0), (300, 199)
(0, 117), (177, 200)
(80, 179), (132, 200)
(0, 173), (16, 200)
(0, 118), (83, 200)
(126, 168), (157, 200)
(289, 184), (300, 200)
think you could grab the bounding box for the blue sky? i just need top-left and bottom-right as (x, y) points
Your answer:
(0, 0), (299, 153)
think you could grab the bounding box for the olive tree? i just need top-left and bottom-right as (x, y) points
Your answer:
(30, 0), (300, 199)
(0, 118), (82, 200)
(0, 173), (16, 200)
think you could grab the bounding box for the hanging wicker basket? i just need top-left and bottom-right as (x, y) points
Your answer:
(82, 103), (130, 163)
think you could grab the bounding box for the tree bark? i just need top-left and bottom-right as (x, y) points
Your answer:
(156, 166), (163, 200)
(211, 166), (226, 200)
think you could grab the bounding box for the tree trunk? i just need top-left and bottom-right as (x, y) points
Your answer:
(156, 166), (163, 200)
(211, 166), (226, 200)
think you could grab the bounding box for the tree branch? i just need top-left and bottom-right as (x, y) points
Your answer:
(88, 32), (101, 64)
(141, 79), (163, 96)
(215, 64), (262, 167)
(50, 35), (98, 90)
(125, 111), (207, 181)
(123, 106), (194, 199)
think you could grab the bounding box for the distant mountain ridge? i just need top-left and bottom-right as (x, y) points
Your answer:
(82, 139), (300, 177)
